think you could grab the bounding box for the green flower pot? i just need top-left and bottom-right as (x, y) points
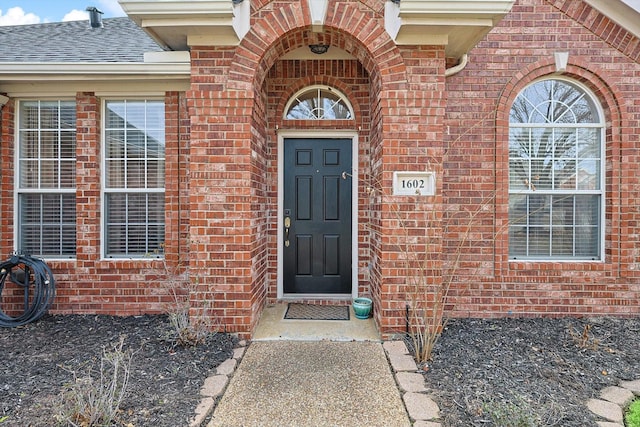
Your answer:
(352, 297), (372, 319)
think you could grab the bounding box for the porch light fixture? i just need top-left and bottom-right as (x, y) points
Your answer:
(309, 44), (329, 54)
(232, 0), (244, 4)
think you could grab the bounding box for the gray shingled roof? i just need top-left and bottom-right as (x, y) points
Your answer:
(0, 17), (164, 63)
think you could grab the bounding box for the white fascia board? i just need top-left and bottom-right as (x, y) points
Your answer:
(399, 0), (515, 17)
(386, 0), (514, 54)
(395, 31), (449, 46)
(141, 17), (233, 28)
(0, 62), (191, 95)
(119, 0), (249, 48)
(119, 0), (233, 20)
(0, 62), (190, 79)
(187, 34), (242, 46)
(584, 0), (640, 39)
(400, 17), (495, 27)
(144, 51), (191, 63)
(2, 80), (190, 97)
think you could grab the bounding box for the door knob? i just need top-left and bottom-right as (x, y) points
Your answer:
(284, 216), (291, 247)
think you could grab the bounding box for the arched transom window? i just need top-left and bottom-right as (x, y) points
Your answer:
(284, 85), (354, 120)
(508, 78), (605, 260)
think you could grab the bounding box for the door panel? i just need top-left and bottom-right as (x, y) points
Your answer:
(283, 138), (352, 294)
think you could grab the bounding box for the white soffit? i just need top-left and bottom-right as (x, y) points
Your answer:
(584, 0), (640, 39)
(119, 0), (251, 49)
(385, 0), (515, 58)
(0, 62), (191, 94)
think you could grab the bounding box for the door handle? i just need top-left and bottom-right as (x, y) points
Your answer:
(284, 217), (291, 247)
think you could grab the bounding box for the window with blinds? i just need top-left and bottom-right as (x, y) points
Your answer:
(17, 100), (77, 258)
(508, 79), (604, 260)
(104, 100), (165, 258)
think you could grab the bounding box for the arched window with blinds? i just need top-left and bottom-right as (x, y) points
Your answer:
(508, 78), (605, 260)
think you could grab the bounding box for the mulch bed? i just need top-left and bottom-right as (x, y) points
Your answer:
(0, 314), (235, 427)
(421, 316), (640, 426)
(1, 314), (639, 427)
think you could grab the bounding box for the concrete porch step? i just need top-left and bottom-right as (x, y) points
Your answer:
(252, 303), (380, 342)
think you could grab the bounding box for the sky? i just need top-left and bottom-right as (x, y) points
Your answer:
(0, 0), (125, 25)
(0, 0), (640, 26)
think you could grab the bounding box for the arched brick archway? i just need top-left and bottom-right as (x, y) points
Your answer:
(226, 1), (404, 96)
(188, 0), (447, 338)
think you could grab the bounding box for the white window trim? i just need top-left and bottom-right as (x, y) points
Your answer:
(283, 85), (355, 120)
(508, 77), (606, 262)
(14, 99), (77, 260)
(100, 97), (166, 260)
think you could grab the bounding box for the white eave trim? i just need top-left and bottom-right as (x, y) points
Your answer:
(385, 0), (515, 57)
(119, 0), (234, 18)
(119, 0), (250, 49)
(583, 0), (640, 39)
(397, 0), (515, 16)
(0, 62), (191, 81)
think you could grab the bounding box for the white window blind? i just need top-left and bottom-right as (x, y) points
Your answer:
(17, 100), (76, 258)
(104, 100), (165, 257)
(508, 79), (604, 260)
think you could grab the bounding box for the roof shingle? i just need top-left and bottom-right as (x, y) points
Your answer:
(0, 17), (164, 63)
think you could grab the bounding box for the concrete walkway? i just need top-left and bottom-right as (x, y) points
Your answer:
(207, 341), (411, 427)
(189, 305), (442, 427)
(190, 303), (640, 427)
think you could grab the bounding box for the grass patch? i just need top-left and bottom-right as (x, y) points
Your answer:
(626, 399), (640, 427)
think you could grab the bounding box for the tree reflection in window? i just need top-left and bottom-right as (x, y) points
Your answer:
(285, 86), (353, 120)
(508, 79), (604, 260)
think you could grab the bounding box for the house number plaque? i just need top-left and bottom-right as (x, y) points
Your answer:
(392, 171), (435, 196)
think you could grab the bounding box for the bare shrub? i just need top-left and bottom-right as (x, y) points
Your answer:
(158, 258), (217, 348)
(399, 196), (494, 364)
(57, 337), (133, 426)
(568, 324), (599, 350)
(366, 113), (500, 364)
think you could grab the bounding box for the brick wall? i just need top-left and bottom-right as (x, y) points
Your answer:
(185, 0), (427, 337)
(0, 98), (15, 262)
(442, 0), (640, 318)
(188, 45), (260, 334)
(0, 92), (189, 317)
(372, 44), (447, 336)
(0, 98), (18, 314)
(2, 0), (637, 338)
(219, 0), (450, 336)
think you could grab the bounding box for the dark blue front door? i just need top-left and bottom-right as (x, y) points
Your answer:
(283, 138), (352, 294)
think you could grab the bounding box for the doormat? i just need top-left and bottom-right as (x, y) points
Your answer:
(284, 304), (350, 321)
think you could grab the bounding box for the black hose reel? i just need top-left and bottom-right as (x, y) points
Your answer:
(0, 254), (56, 327)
